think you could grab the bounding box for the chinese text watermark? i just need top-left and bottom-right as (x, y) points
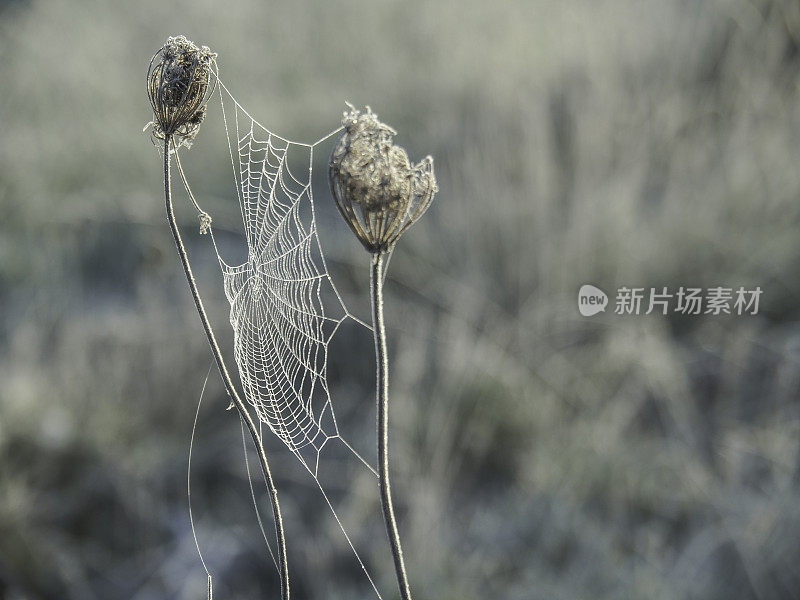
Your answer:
(579, 285), (762, 316)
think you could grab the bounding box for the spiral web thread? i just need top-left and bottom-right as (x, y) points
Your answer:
(184, 78), (384, 598)
(209, 80), (375, 476)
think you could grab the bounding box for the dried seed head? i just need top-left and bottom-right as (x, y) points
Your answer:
(146, 36), (217, 149)
(329, 104), (438, 254)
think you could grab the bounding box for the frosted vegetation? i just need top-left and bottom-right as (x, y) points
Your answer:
(1, 0), (800, 598)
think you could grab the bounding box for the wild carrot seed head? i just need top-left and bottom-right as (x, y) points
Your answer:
(146, 36), (217, 149)
(329, 104), (438, 254)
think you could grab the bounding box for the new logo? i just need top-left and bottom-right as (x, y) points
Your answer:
(578, 284), (608, 316)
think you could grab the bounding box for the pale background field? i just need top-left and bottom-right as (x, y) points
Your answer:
(2, 1), (800, 599)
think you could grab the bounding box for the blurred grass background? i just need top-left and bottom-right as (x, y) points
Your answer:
(2, 0), (800, 598)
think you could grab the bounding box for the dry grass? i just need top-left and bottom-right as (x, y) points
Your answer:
(1, 0), (800, 598)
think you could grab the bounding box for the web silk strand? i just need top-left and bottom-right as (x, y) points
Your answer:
(188, 79), (384, 597)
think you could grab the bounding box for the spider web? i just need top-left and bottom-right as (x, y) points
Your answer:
(207, 80), (373, 478)
(179, 78), (384, 599)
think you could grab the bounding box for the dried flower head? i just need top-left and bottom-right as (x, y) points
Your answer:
(329, 104), (438, 254)
(146, 36), (217, 149)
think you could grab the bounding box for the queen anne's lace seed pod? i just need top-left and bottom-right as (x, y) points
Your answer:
(146, 36), (217, 149)
(329, 105), (438, 254)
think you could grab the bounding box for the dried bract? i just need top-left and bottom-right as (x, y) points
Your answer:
(146, 36), (217, 149)
(329, 105), (438, 254)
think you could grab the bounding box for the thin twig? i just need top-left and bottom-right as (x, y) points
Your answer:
(370, 251), (413, 600)
(163, 135), (290, 600)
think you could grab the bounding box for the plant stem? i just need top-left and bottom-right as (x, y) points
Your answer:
(370, 252), (413, 600)
(163, 136), (290, 600)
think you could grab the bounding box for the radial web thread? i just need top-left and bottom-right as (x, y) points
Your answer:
(175, 78), (385, 598)
(206, 80), (375, 479)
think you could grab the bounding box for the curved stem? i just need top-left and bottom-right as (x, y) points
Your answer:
(370, 252), (413, 600)
(163, 136), (290, 600)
